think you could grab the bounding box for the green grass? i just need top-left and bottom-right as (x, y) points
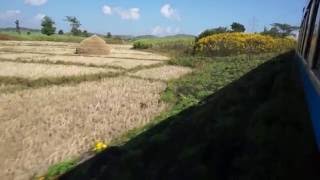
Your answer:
(132, 36), (195, 57)
(0, 31), (85, 42)
(43, 159), (78, 180)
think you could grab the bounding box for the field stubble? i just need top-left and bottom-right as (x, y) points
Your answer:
(0, 40), (195, 180)
(0, 77), (167, 180)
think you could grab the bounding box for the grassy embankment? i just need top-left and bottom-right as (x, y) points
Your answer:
(61, 50), (320, 180)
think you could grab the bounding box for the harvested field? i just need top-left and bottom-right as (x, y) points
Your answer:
(0, 61), (118, 79)
(0, 46), (76, 55)
(0, 40), (193, 179)
(0, 77), (167, 180)
(0, 52), (164, 69)
(0, 40), (78, 47)
(130, 65), (192, 81)
(0, 41), (169, 61)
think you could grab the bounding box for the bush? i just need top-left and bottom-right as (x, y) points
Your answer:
(133, 41), (153, 49)
(132, 37), (195, 56)
(196, 27), (228, 42)
(195, 33), (296, 56)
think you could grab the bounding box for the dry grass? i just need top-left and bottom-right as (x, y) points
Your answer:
(0, 77), (167, 180)
(0, 61), (118, 79)
(0, 40), (79, 47)
(0, 40), (182, 179)
(0, 45), (76, 55)
(130, 65), (192, 81)
(0, 40), (169, 61)
(0, 52), (164, 69)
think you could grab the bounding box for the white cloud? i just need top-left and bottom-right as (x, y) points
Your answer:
(102, 5), (112, 15)
(160, 4), (180, 21)
(114, 7), (140, 20)
(25, 0), (47, 6)
(151, 26), (181, 36)
(0, 10), (21, 20)
(34, 13), (45, 21)
(102, 5), (140, 20)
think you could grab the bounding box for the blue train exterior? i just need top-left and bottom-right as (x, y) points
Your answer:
(297, 0), (320, 150)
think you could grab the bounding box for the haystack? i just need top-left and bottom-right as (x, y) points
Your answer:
(76, 35), (111, 55)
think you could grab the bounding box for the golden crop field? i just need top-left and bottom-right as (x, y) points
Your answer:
(0, 61), (118, 79)
(0, 40), (191, 180)
(130, 65), (192, 81)
(0, 52), (163, 69)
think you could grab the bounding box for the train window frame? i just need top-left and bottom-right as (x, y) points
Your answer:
(301, 8), (311, 58)
(302, 1), (318, 60)
(299, 18), (307, 53)
(305, 0), (320, 67)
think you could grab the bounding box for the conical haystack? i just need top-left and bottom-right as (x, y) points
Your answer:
(76, 35), (111, 55)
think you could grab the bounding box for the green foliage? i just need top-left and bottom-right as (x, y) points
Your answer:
(165, 53), (276, 106)
(27, 31), (31, 35)
(65, 16), (82, 36)
(231, 22), (246, 32)
(41, 16), (56, 36)
(132, 37), (195, 56)
(262, 23), (299, 37)
(107, 32), (112, 38)
(82, 30), (89, 37)
(15, 20), (20, 34)
(58, 29), (64, 35)
(45, 159), (77, 179)
(133, 41), (153, 49)
(196, 27), (228, 42)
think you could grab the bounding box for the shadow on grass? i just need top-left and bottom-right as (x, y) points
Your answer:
(61, 52), (320, 180)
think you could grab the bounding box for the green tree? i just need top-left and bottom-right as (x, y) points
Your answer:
(262, 23), (299, 37)
(65, 16), (82, 36)
(15, 20), (21, 34)
(41, 16), (56, 36)
(196, 27), (228, 42)
(58, 29), (64, 35)
(82, 30), (89, 37)
(231, 22), (246, 32)
(107, 32), (112, 38)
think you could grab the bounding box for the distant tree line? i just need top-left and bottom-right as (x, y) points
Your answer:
(13, 16), (110, 37)
(196, 22), (299, 42)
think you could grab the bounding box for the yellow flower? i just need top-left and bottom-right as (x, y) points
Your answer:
(93, 141), (108, 153)
(38, 176), (45, 180)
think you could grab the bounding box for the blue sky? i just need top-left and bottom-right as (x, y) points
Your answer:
(0, 0), (307, 36)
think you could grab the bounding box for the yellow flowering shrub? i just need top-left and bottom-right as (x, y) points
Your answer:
(93, 141), (108, 153)
(195, 33), (296, 56)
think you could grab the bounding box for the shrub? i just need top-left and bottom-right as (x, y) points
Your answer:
(195, 33), (296, 56)
(195, 27), (228, 42)
(133, 41), (153, 49)
(58, 30), (64, 35)
(132, 37), (195, 56)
